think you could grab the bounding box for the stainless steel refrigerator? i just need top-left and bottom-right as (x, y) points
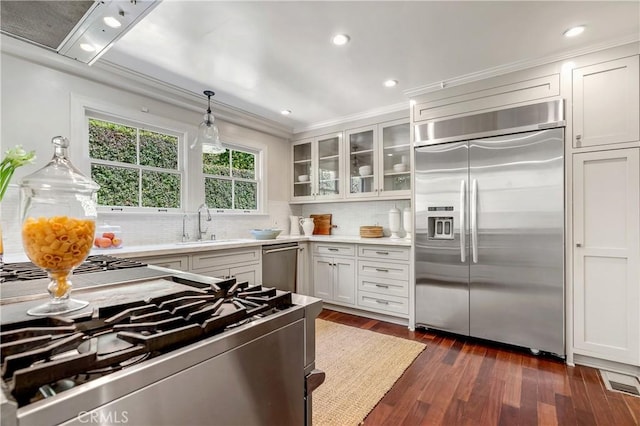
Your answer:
(414, 101), (565, 356)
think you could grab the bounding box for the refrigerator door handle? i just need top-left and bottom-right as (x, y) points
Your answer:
(471, 179), (478, 263)
(460, 179), (466, 262)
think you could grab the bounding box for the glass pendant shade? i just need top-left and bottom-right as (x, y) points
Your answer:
(191, 90), (224, 154)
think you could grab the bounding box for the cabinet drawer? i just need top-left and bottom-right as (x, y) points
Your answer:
(191, 248), (260, 271)
(358, 260), (409, 280)
(357, 291), (408, 316)
(137, 255), (189, 271)
(358, 276), (408, 298)
(313, 243), (355, 257)
(358, 245), (409, 261)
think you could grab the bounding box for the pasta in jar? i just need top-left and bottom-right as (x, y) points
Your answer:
(22, 215), (95, 297)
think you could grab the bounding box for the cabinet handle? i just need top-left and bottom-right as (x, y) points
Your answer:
(576, 243), (582, 247)
(375, 268), (389, 273)
(328, 248), (339, 252)
(576, 134), (582, 140)
(375, 251), (389, 255)
(375, 284), (389, 289)
(375, 299), (389, 305)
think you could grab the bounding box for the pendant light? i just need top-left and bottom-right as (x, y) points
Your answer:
(190, 90), (224, 154)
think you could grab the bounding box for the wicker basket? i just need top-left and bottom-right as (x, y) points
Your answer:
(360, 226), (383, 238)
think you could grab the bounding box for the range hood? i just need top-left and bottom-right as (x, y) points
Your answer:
(0, 0), (160, 65)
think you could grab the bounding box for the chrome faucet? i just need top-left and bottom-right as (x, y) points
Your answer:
(181, 214), (191, 242)
(197, 203), (212, 241)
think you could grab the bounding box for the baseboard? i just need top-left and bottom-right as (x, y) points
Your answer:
(573, 353), (640, 379)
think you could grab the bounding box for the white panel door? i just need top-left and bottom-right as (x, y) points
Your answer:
(572, 56), (640, 148)
(313, 257), (334, 300)
(573, 148), (640, 364)
(334, 258), (356, 305)
(229, 264), (260, 286)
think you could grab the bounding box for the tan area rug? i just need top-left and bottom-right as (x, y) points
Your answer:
(312, 319), (426, 426)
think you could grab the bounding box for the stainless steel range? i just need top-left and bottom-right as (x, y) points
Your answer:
(1, 256), (324, 426)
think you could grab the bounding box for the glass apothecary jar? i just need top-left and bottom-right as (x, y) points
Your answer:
(20, 136), (99, 316)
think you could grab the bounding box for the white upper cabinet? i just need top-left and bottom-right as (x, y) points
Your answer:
(292, 133), (343, 201)
(346, 125), (378, 198)
(572, 55), (640, 149)
(345, 119), (411, 199)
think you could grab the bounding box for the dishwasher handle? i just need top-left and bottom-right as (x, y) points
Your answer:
(263, 246), (299, 254)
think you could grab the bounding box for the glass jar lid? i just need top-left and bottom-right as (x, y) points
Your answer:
(20, 136), (99, 193)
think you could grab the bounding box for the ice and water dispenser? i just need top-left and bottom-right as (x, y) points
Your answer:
(427, 206), (454, 240)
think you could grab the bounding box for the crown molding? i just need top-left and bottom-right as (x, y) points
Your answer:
(404, 34), (640, 98)
(293, 101), (409, 134)
(1, 35), (293, 140)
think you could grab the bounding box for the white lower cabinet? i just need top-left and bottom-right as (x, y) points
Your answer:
(313, 255), (356, 306)
(130, 247), (261, 286)
(135, 254), (190, 271)
(191, 247), (261, 286)
(312, 242), (411, 320)
(572, 148), (640, 365)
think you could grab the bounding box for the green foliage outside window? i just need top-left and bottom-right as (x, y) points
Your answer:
(92, 164), (139, 206)
(89, 118), (181, 209)
(203, 148), (258, 210)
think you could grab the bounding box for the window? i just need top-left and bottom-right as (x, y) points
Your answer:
(88, 118), (182, 210)
(203, 147), (260, 211)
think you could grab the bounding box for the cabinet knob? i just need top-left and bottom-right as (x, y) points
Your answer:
(576, 134), (582, 140)
(576, 243), (582, 247)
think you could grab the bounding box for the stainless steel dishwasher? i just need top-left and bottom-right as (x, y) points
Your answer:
(262, 242), (299, 292)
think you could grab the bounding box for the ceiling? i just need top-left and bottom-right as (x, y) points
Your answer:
(81, 2), (640, 131)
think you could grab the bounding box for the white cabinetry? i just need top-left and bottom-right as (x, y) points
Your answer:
(190, 247), (261, 285)
(345, 119), (411, 199)
(572, 56), (640, 149)
(356, 245), (410, 317)
(312, 243), (356, 306)
(572, 148), (640, 365)
(134, 254), (190, 271)
(292, 134), (343, 201)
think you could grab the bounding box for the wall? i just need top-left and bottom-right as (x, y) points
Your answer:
(0, 51), (296, 255)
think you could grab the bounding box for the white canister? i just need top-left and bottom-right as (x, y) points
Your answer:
(403, 207), (412, 239)
(388, 207), (401, 238)
(300, 217), (315, 236)
(290, 215), (301, 236)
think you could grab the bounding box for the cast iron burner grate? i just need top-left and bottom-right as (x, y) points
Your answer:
(1, 255), (147, 282)
(0, 278), (293, 406)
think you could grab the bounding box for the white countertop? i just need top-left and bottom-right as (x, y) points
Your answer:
(4, 235), (411, 263)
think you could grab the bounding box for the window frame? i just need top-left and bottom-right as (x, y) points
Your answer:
(203, 142), (264, 215)
(72, 95), (188, 214)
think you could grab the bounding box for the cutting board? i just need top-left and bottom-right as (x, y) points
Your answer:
(310, 214), (332, 235)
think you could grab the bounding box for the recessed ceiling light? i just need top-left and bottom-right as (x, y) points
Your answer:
(80, 43), (96, 52)
(384, 79), (398, 88)
(281, 110), (292, 115)
(103, 16), (122, 28)
(563, 25), (585, 37)
(332, 34), (350, 46)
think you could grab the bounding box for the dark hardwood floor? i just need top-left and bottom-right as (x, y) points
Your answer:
(318, 309), (640, 426)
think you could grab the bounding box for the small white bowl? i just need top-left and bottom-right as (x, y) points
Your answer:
(393, 163), (407, 172)
(298, 174), (309, 182)
(358, 165), (372, 176)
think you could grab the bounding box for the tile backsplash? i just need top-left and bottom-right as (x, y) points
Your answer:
(0, 184), (297, 255)
(301, 200), (411, 237)
(1, 182), (409, 255)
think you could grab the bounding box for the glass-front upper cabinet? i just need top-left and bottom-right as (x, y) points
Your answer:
(292, 139), (313, 200)
(291, 133), (343, 201)
(317, 134), (341, 198)
(346, 125), (378, 198)
(379, 119), (411, 195)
